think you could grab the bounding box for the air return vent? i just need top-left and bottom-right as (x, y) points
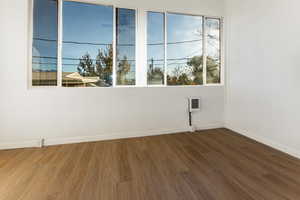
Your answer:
(189, 97), (201, 112)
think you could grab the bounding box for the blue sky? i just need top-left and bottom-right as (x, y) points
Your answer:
(147, 12), (204, 76)
(33, 0), (220, 75)
(62, 1), (113, 72)
(147, 12), (165, 72)
(62, 2), (136, 75)
(32, 0), (57, 71)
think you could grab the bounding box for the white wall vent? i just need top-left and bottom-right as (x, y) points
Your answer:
(189, 97), (201, 112)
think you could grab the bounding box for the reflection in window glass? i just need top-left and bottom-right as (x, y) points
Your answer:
(206, 18), (221, 84)
(147, 12), (165, 85)
(167, 13), (203, 86)
(116, 8), (136, 85)
(32, 0), (58, 86)
(62, 1), (113, 87)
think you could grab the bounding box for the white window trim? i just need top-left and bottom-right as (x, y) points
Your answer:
(114, 7), (139, 87)
(28, 0), (33, 89)
(57, 0), (63, 87)
(205, 16), (224, 86)
(112, 4), (117, 87)
(28, 0), (224, 88)
(144, 11), (166, 87)
(203, 16), (207, 85)
(146, 11), (224, 87)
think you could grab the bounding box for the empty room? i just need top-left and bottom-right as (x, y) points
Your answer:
(1, 0), (300, 199)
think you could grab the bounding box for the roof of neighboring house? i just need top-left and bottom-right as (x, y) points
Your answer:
(65, 72), (99, 83)
(32, 71), (99, 83)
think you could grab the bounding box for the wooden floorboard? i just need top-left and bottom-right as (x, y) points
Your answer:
(1, 128), (300, 200)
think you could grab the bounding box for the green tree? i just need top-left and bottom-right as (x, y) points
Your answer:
(178, 73), (192, 85)
(187, 56), (203, 85)
(206, 57), (220, 83)
(167, 66), (191, 85)
(117, 56), (131, 85)
(148, 58), (164, 84)
(77, 53), (95, 77)
(187, 55), (220, 84)
(167, 75), (178, 85)
(95, 45), (113, 86)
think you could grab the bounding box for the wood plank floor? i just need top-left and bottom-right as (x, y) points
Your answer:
(1, 128), (300, 200)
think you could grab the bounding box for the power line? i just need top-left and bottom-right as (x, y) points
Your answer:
(33, 62), (79, 66)
(33, 34), (218, 47)
(34, 56), (195, 62)
(148, 39), (202, 46)
(33, 37), (137, 47)
(33, 38), (56, 42)
(33, 62), (56, 65)
(33, 37), (204, 46)
(64, 40), (112, 46)
(147, 62), (188, 66)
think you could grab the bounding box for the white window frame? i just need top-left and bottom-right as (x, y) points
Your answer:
(114, 7), (139, 87)
(145, 11), (166, 87)
(145, 10), (224, 87)
(204, 16), (224, 86)
(28, 0), (224, 88)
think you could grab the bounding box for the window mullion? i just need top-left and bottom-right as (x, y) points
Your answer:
(164, 12), (167, 86)
(112, 6), (117, 87)
(29, 0), (34, 88)
(57, 0), (63, 87)
(220, 18), (224, 85)
(203, 17), (207, 85)
(136, 9), (147, 86)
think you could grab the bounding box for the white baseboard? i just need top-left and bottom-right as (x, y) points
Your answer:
(0, 122), (224, 150)
(225, 124), (300, 159)
(0, 140), (41, 150)
(45, 127), (189, 146)
(46, 122), (224, 146)
(195, 121), (224, 130)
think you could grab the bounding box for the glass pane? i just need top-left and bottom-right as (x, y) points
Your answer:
(167, 13), (203, 86)
(62, 1), (113, 87)
(206, 18), (221, 84)
(116, 8), (136, 85)
(32, 0), (58, 86)
(147, 12), (165, 85)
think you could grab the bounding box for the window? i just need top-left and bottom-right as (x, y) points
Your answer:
(32, 0), (58, 86)
(167, 13), (203, 86)
(116, 8), (136, 86)
(146, 12), (222, 86)
(206, 18), (221, 84)
(147, 12), (165, 85)
(31, 2), (222, 87)
(62, 2), (113, 87)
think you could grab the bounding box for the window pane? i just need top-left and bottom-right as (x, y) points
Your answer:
(62, 1), (113, 87)
(32, 0), (58, 86)
(167, 13), (203, 86)
(147, 12), (165, 85)
(206, 18), (221, 84)
(116, 8), (136, 85)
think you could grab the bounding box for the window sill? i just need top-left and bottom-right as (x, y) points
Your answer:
(28, 84), (224, 89)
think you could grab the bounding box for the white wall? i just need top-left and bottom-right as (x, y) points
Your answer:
(0, 0), (225, 149)
(225, 0), (300, 157)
